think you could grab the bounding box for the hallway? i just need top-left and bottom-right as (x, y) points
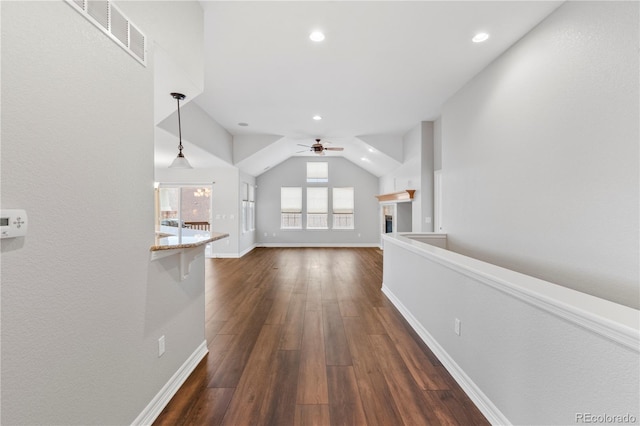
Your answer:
(154, 248), (488, 425)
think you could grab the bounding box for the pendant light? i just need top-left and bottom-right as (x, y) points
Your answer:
(169, 92), (193, 169)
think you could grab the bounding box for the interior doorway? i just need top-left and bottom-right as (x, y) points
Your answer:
(155, 183), (214, 254)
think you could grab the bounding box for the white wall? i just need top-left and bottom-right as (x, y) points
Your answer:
(117, 0), (204, 125)
(1, 2), (205, 424)
(256, 157), (380, 246)
(420, 121), (434, 232)
(383, 235), (639, 425)
(158, 100), (234, 165)
(379, 121), (436, 232)
(441, 1), (639, 308)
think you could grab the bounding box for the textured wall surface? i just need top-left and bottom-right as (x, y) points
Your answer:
(1, 2), (205, 424)
(383, 236), (639, 425)
(441, 1), (639, 308)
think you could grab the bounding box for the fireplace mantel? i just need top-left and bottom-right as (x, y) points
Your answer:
(375, 190), (416, 203)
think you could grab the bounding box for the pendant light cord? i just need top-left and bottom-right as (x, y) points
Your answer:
(176, 96), (183, 154)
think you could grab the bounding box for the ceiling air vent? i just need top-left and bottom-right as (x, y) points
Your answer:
(66, 0), (146, 66)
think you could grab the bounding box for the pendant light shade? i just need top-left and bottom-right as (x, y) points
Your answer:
(169, 92), (192, 169)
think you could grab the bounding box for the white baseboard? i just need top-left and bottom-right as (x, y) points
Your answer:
(381, 285), (510, 426)
(256, 242), (381, 248)
(131, 340), (208, 426)
(238, 244), (256, 257)
(208, 245), (257, 259)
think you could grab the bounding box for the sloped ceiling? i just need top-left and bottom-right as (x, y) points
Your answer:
(189, 1), (563, 177)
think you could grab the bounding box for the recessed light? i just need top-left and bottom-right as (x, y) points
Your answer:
(309, 31), (325, 42)
(472, 32), (490, 43)
(238, 122), (249, 127)
(313, 115), (322, 121)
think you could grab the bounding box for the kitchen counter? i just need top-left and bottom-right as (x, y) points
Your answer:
(150, 232), (229, 251)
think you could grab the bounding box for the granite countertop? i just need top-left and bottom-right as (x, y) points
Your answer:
(150, 232), (229, 251)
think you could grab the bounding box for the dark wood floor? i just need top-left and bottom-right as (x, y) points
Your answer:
(153, 247), (489, 426)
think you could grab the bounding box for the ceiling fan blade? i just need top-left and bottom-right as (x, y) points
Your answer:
(324, 147), (344, 151)
(295, 150), (308, 153)
(297, 144), (311, 148)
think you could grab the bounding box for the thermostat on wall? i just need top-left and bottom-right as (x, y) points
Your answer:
(1, 209), (28, 239)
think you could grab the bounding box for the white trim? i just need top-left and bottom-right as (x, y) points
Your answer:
(209, 245), (257, 258)
(257, 242), (381, 248)
(383, 234), (640, 351)
(210, 252), (240, 258)
(131, 340), (208, 426)
(381, 286), (510, 426)
(238, 244), (257, 258)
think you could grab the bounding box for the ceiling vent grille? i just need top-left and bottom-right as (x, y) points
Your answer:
(66, 0), (146, 66)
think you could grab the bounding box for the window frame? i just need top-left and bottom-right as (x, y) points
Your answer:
(306, 187), (329, 229)
(281, 186), (303, 229)
(332, 186), (355, 230)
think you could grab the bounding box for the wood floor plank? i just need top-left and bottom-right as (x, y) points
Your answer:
(265, 283), (293, 325)
(205, 334), (237, 386)
(221, 324), (282, 425)
(369, 334), (443, 425)
(343, 317), (403, 426)
(182, 388), (234, 425)
(294, 405), (331, 426)
(445, 387), (492, 426)
(208, 297), (273, 388)
(321, 276), (338, 302)
(279, 290), (307, 351)
(376, 306), (450, 390)
(154, 248), (487, 426)
(296, 310), (329, 404)
(258, 349), (301, 426)
(305, 279), (323, 312)
(327, 366), (368, 426)
(322, 301), (352, 366)
(152, 357), (208, 426)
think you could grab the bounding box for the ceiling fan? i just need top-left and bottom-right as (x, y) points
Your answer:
(297, 138), (345, 155)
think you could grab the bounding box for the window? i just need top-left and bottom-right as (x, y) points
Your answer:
(307, 187), (328, 229)
(241, 182), (255, 232)
(333, 187), (354, 229)
(249, 184), (256, 231)
(281, 187), (302, 229)
(242, 182), (249, 233)
(307, 162), (328, 183)
(155, 183), (212, 241)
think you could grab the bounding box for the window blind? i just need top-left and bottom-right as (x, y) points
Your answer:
(281, 187), (302, 213)
(333, 187), (354, 214)
(307, 187), (328, 213)
(307, 162), (328, 182)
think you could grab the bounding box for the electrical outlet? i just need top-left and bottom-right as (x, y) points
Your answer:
(158, 335), (165, 357)
(454, 318), (461, 336)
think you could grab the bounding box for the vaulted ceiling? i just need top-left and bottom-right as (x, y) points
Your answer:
(162, 1), (563, 177)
